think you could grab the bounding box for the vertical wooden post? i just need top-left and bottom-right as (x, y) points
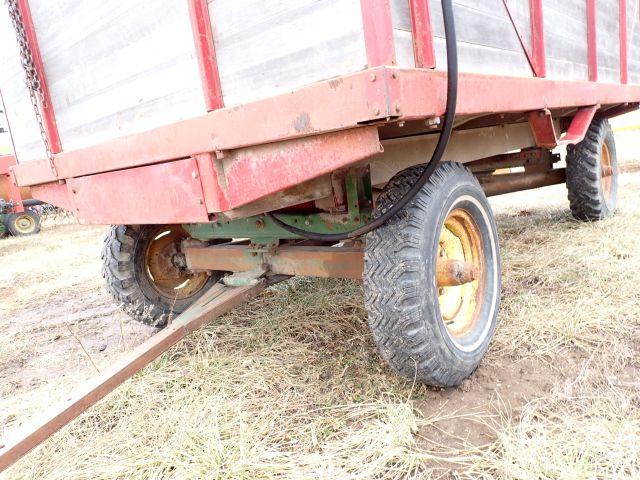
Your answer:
(188, 0), (224, 111)
(587, 0), (598, 82)
(409, 0), (436, 68)
(360, 0), (397, 67)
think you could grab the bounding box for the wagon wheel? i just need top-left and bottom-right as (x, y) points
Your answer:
(102, 225), (225, 327)
(4, 210), (41, 236)
(566, 118), (618, 221)
(364, 162), (500, 387)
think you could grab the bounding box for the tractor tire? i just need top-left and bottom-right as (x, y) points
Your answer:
(566, 118), (618, 221)
(4, 210), (41, 236)
(364, 162), (501, 387)
(102, 225), (223, 327)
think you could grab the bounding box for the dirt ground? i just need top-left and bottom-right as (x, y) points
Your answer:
(1, 173), (639, 479)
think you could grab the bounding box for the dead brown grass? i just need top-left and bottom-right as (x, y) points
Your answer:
(1, 173), (639, 479)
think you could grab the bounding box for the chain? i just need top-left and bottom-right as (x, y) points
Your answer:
(5, 0), (57, 176)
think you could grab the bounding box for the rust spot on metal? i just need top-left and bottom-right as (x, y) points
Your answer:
(328, 78), (343, 89)
(293, 112), (311, 133)
(436, 259), (478, 287)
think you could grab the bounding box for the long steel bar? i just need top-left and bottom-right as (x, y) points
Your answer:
(0, 281), (266, 473)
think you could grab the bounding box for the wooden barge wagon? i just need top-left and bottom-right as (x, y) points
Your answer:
(0, 0), (638, 468)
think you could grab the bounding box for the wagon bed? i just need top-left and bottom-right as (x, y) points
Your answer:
(0, 0), (638, 224)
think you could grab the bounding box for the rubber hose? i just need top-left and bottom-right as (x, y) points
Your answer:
(267, 0), (458, 241)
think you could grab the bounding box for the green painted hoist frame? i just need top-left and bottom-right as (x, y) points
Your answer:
(184, 169), (373, 245)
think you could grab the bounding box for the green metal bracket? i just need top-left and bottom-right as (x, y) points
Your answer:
(184, 167), (373, 245)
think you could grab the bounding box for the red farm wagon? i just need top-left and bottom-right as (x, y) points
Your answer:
(0, 0), (638, 468)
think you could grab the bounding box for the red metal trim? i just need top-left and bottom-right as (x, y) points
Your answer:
(360, 0), (396, 67)
(598, 101), (640, 118)
(194, 153), (229, 213)
(12, 67), (392, 186)
(392, 69), (640, 119)
(221, 127), (381, 209)
(529, 0), (546, 77)
(528, 105), (598, 149)
(620, 0), (628, 84)
(587, 0), (598, 82)
(13, 67), (640, 189)
(187, 0), (224, 111)
(29, 182), (73, 212)
(28, 129), (381, 222)
(67, 158), (209, 224)
(408, 0), (435, 68)
(16, 0), (61, 153)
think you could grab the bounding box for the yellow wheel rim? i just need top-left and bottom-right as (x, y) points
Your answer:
(437, 208), (484, 339)
(13, 213), (36, 234)
(144, 226), (209, 300)
(601, 142), (613, 205)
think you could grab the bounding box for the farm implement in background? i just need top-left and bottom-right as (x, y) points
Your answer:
(0, 154), (41, 236)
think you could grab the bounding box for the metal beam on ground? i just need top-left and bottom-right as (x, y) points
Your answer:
(0, 281), (268, 473)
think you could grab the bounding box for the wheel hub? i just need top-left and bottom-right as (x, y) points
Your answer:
(144, 226), (209, 300)
(437, 208), (484, 339)
(13, 213), (36, 234)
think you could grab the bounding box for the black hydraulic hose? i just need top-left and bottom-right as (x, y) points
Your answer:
(267, 0), (458, 241)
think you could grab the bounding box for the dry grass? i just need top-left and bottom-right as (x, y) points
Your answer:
(1, 174), (639, 479)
